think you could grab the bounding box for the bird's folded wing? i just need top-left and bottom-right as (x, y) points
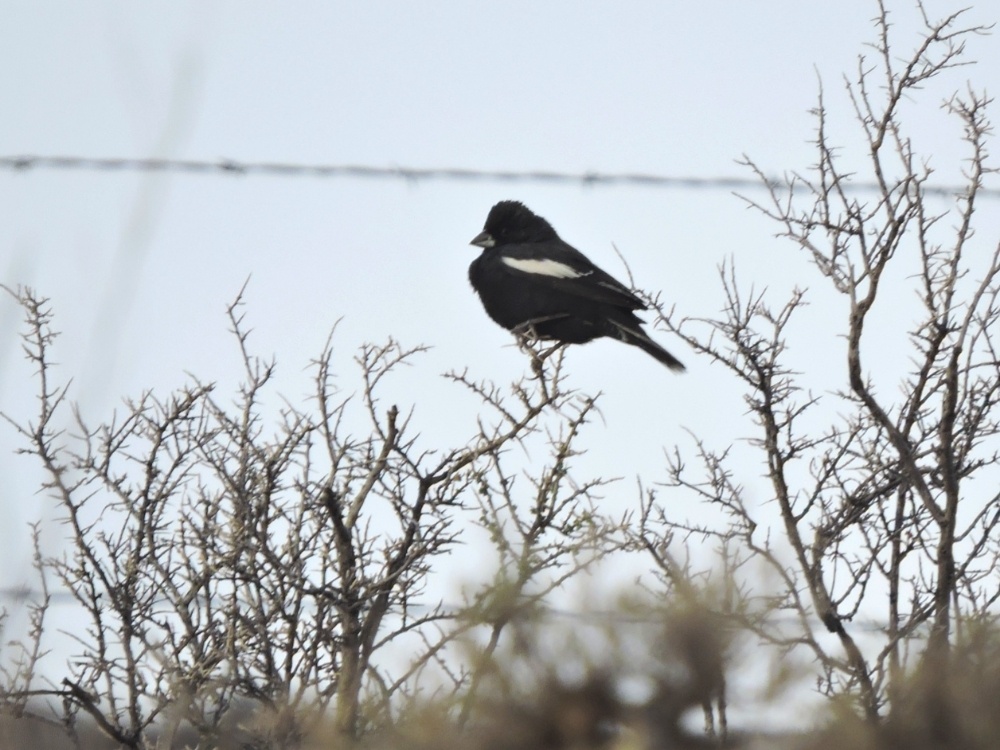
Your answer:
(499, 252), (646, 309)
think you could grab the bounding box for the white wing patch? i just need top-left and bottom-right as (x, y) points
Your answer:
(501, 257), (592, 279)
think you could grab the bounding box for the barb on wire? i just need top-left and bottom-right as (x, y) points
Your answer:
(2, 155), (996, 198)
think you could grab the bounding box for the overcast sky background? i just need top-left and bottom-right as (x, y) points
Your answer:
(2, 0), (1000, 729)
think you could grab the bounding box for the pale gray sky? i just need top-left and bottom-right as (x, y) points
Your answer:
(2, 0), (999, 728)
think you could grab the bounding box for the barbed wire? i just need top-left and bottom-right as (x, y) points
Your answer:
(2, 155), (998, 198)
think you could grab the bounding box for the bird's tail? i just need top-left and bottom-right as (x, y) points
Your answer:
(609, 320), (685, 372)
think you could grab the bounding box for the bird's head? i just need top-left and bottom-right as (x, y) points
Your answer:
(470, 200), (559, 248)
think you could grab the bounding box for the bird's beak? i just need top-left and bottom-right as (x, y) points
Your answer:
(470, 231), (495, 248)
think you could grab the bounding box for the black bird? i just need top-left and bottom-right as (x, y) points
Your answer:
(468, 201), (685, 371)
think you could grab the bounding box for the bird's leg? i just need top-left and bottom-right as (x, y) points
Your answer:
(512, 313), (569, 348)
(512, 324), (540, 351)
(512, 321), (544, 366)
(512, 329), (547, 379)
(511, 314), (570, 383)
